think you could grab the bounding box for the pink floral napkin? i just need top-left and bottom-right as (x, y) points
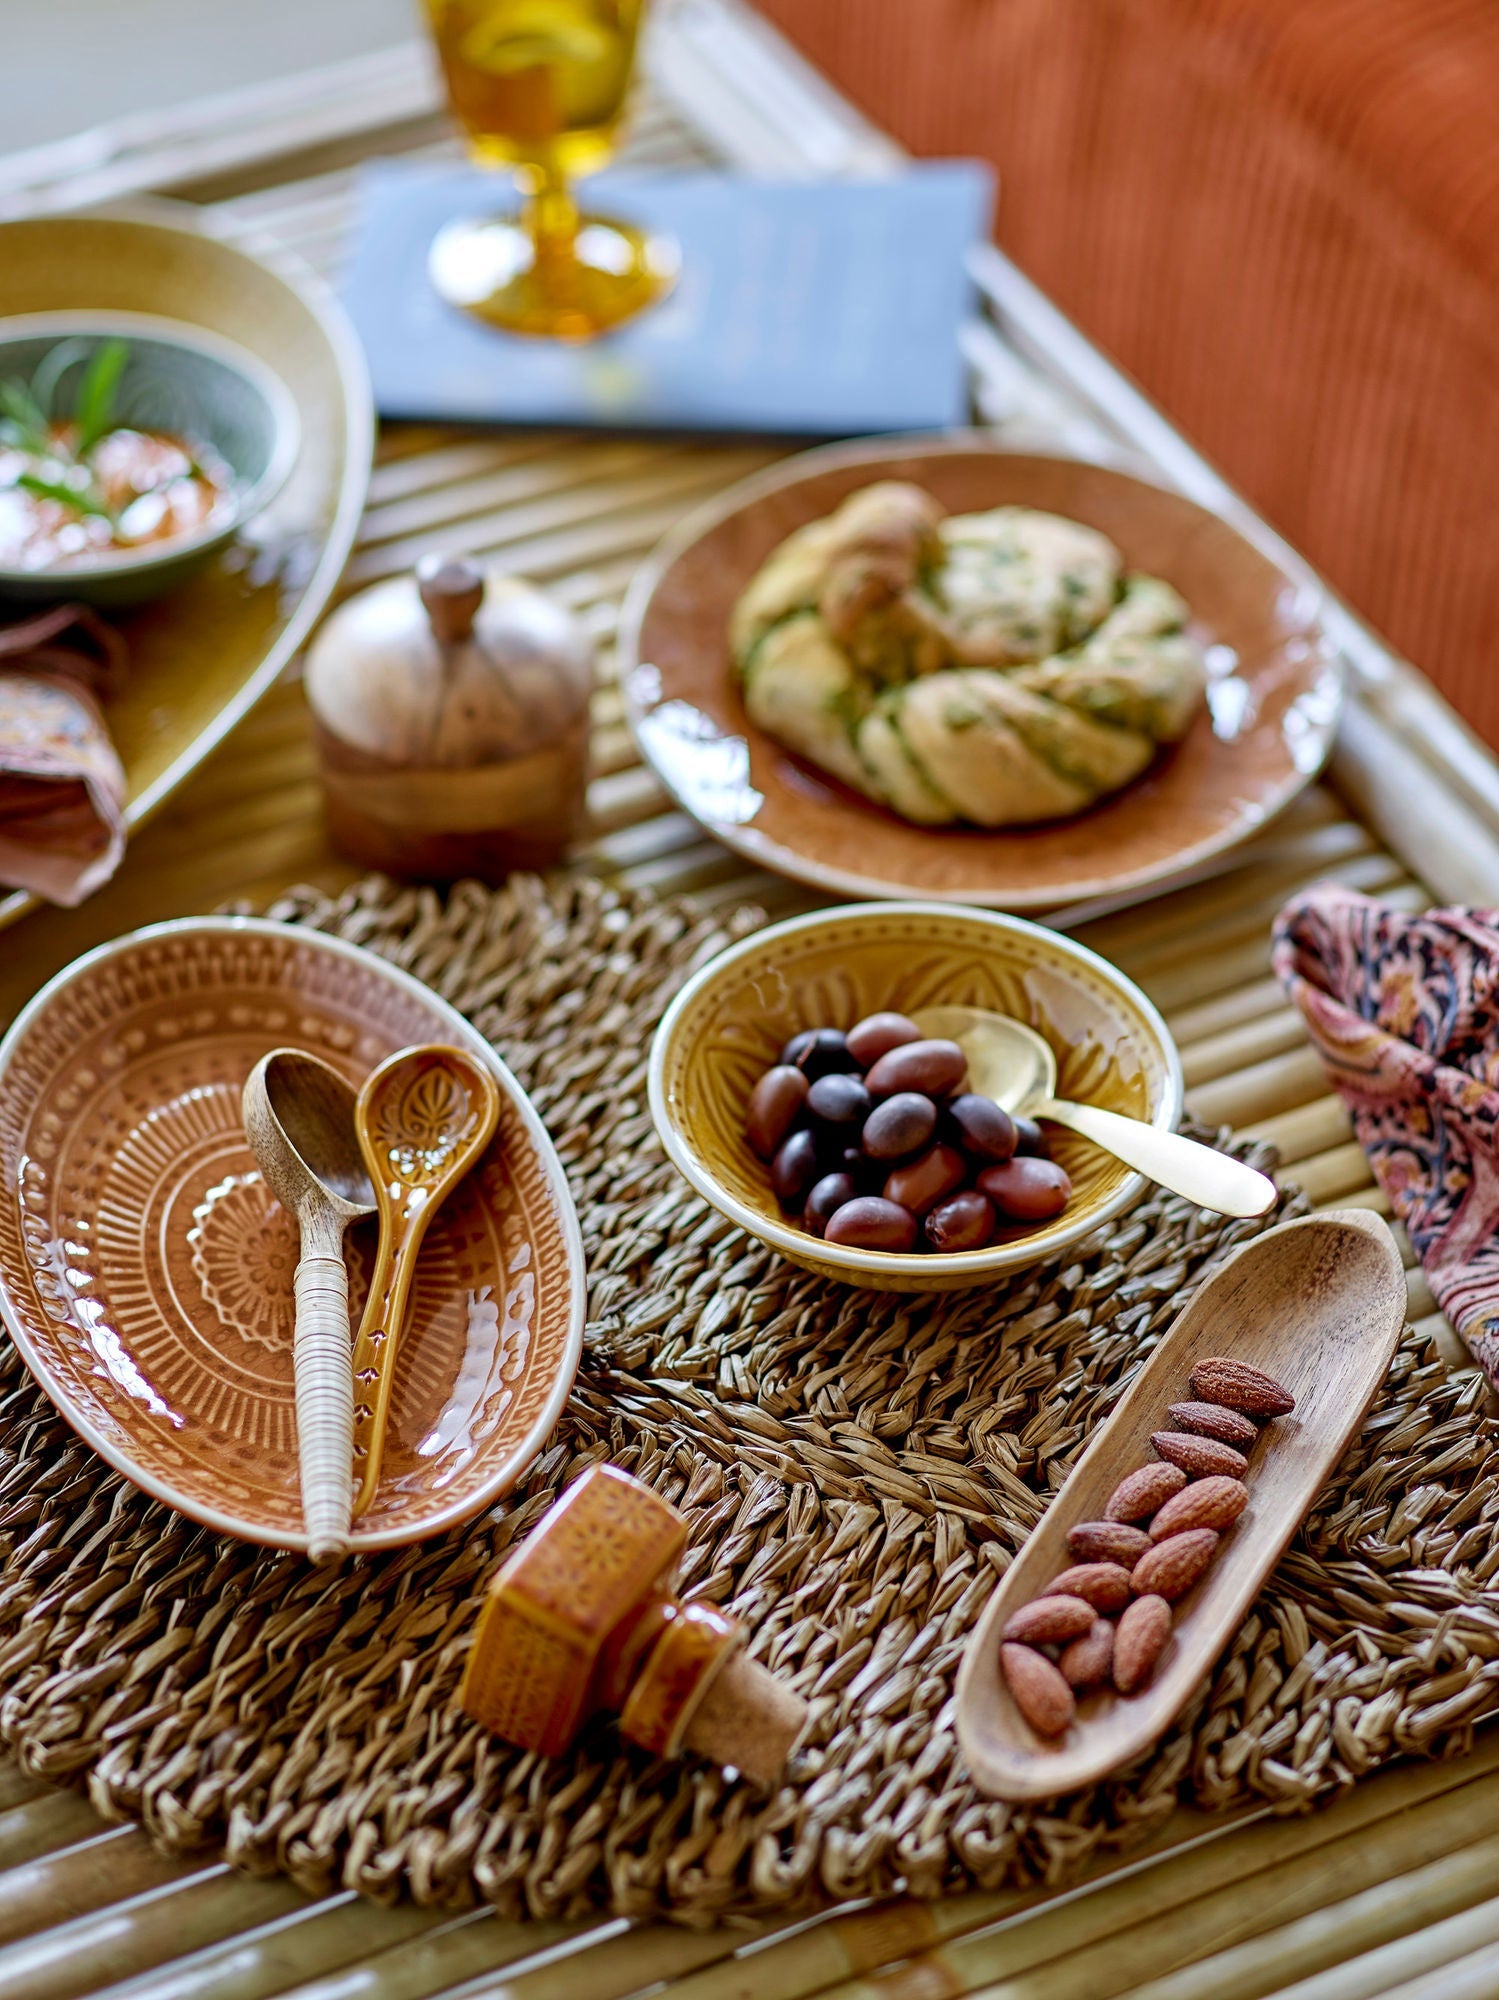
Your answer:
(0, 605), (127, 907)
(1273, 882), (1499, 1388)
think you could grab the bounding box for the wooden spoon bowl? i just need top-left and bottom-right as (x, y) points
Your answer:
(350, 1043), (502, 1518)
(955, 1208), (1408, 1800)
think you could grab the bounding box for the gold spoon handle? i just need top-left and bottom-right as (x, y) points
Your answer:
(1040, 1098), (1277, 1218)
(292, 1206), (355, 1561)
(349, 1212), (429, 1520)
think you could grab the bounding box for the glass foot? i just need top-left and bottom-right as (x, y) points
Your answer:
(429, 211), (679, 341)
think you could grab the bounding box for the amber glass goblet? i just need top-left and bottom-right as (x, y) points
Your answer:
(423, 0), (679, 341)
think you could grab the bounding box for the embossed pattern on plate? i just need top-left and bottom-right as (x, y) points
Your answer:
(0, 918), (585, 1550)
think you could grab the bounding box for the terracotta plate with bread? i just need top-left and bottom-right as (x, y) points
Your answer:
(620, 435), (1341, 911)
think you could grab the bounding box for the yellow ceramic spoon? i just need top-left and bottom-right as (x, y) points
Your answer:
(349, 1043), (501, 1519)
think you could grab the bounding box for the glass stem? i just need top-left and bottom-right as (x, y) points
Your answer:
(524, 165), (580, 270)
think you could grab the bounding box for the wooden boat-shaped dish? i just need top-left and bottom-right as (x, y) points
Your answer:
(955, 1208), (1407, 1799)
(0, 918), (586, 1552)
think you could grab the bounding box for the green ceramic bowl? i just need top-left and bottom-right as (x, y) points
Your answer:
(0, 310), (300, 607)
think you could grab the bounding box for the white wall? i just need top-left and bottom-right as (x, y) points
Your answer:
(5, 0), (419, 154)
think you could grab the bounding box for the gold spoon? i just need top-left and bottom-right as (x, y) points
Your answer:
(349, 1043), (501, 1520)
(242, 1049), (376, 1561)
(912, 1005), (1276, 1219)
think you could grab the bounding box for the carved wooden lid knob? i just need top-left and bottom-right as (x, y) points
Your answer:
(417, 553), (486, 644)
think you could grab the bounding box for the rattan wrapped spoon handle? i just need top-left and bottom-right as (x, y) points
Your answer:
(243, 1050), (376, 1561)
(289, 1224), (358, 1560)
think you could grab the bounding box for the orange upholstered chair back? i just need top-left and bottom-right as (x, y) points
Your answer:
(754, 0), (1499, 748)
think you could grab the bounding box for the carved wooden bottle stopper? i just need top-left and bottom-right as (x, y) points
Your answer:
(459, 1464), (808, 1786)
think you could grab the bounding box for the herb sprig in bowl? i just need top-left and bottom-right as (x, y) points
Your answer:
(0, 312), (299, 606)
(0, 336), (232, 554)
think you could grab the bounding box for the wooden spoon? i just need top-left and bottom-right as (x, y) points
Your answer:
(954, 1207), (1407, 1800)
(913, 1003), (1277, 1218)
(242, 1049), (376, 1562)
(349, 1043), (501, 1519)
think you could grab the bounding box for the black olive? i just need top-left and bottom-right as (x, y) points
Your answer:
(789, 1027), (860, 1080)
(1013, 1114), (1049, 1157)
(803, 1171), (857, 1236)
(806, 1072), (871, 1132)
(943, 1093), (1017, 1163)
(770, 1129), (820, 1209)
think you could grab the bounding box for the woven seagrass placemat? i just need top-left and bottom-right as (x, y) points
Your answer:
(0, 873), (1496, 1923)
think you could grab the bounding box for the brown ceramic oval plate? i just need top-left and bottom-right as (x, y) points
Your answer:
(0, 918), (585, 1552)
(0, 200), (372, 931)
(620, 435), (1341, 910)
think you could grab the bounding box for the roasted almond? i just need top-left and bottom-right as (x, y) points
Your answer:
(1113, 1594), (1172, 1694)
(1131, 1527), (1219, 1601)
(1058, 1616), (1115, 1689)
(1104, 1462), (1187, 1522)
(1066, 1519), (1152, 1565)
(1151, 1430), (1249, 1480)
(1002, 1594), (1097, 1646)
(1150, 1475), (1248, 1540)
(1189, 1357), (1295, 1417)
(1047, 1561), (1133, 1613)
(1166, 1400), (1258, 1449)
(1001, 1642), (1076, 1736)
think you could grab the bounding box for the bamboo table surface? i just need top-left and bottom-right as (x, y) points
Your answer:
(3, 4), (1499, 1996)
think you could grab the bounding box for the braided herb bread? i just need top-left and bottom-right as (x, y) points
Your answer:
(730, 481), (1206, 826)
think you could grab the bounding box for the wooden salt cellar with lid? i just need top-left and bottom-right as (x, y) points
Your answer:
(305, 553), (594, 882)
(460, 1464), (809, 1786)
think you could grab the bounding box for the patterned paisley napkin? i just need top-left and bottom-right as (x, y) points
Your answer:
(0, 604), (127, 906)
(1273, 882), (1499, 1388)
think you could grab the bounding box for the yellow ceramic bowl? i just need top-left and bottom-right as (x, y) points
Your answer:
(649, 902), (1183, 1292)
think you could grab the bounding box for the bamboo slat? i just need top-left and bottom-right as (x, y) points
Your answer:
(1178, 1008), (1308, 1088)
(783, 1742), (1499, 2000)
(2, 2), (1498, 1995)
(0, 1827), (202, 1949)
(1296, 1142), (1387, 1208)
(0, 1793), (115, 1871)
(0, 1767), (49, 1816)
(243, 1912), (590, 2000)
(1238, 1097), (1355, 1164)
(2, 1731), (1496, 2000)
(433, 1930), (757, 2000)
(1, 1866), (318, 2000)
(1270, 1902), (1499, 2000)
(1164, 977), (1289, 1045)
(1372, 1944), (1499, 2000)
(1120, 1831), (1499, 1999)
